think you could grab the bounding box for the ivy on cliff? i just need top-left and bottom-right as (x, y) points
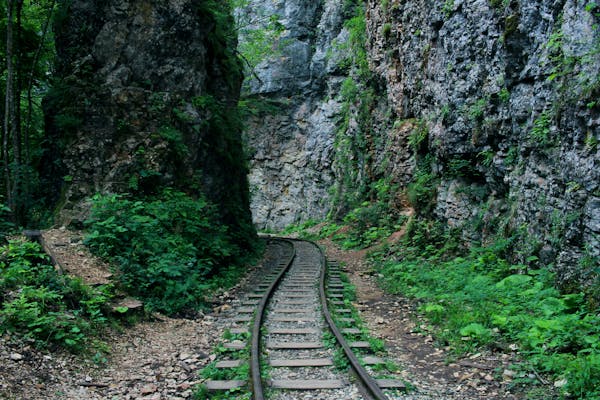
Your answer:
(330, 3), (376, 217)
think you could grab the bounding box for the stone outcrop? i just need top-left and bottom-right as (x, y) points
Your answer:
(43, 0), (255, 243)
(365, 0), (599, 290)
(240, 0), (353, 230)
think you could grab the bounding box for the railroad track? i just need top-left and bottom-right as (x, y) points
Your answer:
(203, 238), (405, 399)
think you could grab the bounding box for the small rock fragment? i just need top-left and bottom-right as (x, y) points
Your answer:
(554, 378), (568, 388)
(140, 384), (158, 395)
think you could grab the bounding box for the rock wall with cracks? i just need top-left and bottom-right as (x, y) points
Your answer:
(42, 0), (256, 246)
(366, 0), (599, 291)
(240, 0), (354, 230)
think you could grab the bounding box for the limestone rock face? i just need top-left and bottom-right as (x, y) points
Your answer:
(43, 0), (254, 241)
(366, 0), (599, 289)
(241, 0), (352, 230)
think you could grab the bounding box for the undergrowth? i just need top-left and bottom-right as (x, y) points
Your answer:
(85, 190), (261, 316)
(280, 178), (406, 250)
(373, 218), (600, 399)
(0, 240), (115, 353)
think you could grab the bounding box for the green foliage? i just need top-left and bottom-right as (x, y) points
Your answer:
(442, 0), (455, 17)
(279, 219), (320, 239)
(381, 0), (390, 12)
(344, 7), (370, 78)
(331, 178), (407, 249)
(504, 146), (519, 166)
(407, 155), (439, 215)
(408, 119), (428, 152)
(194, 0), (242, 92)
(446, 157), (476, 178)
(190, 91), (257, 248)
(489, 0), (511, 9)
(499, 87), (511, 103)
(0, 240), (114, 352)
(231, 0), (286, 80)
(0, 201), (16, 241)
(529, 110), (554, 146)
(375, 219), (600, 398)
(238, 96), (288, 119)
(382, 23), (392, 38)
(196, 363), (250, 399)
(156, 126), (188, 157)
(466, 97), (488, 123)
(584, 131), (598, 152)
(544, 12), (600, 105)
(196, 319), (251, 399)
(478, 149), (495, 167)
(84, 190), (248, 315)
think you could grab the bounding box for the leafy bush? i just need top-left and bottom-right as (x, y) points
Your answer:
(85, 190), (247, 315)
(0, 240), (114, 352)
(530, 110), (554, 146)
(376, 219), (600, 398)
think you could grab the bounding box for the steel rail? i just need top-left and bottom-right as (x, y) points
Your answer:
(250, 238), (296, 400)
(314, 241), (390, 400)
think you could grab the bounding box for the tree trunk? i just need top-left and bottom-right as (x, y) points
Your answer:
(26, 0), (57, 166)
(4, 0), (15, 211)
(13, 0), (23, 222)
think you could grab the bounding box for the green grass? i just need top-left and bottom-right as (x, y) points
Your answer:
(374, 219), (600, 399)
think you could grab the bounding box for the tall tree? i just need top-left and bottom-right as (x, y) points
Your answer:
(4, 0), (16, 213)
(2, 0), (56, 225)
(25, 0), (56, 166)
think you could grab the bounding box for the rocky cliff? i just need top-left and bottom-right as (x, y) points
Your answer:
(42, 0), (255, 244)
(241, 0), (356, 230)
(243, 0), (598, 290)
(365, 0), (599, 290)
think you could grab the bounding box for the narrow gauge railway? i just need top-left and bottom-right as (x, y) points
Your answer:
(205, 238), (405, 399)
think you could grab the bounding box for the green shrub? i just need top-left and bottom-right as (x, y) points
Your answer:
(442, 0), (455, 17)
(407, 119), (428, 152)
(330, 178), (407, 249)
(376, 221), (600, 398)
(530, 110), (553, 146)
(85, 190), (246, 315)
(0, 240), (114, 352)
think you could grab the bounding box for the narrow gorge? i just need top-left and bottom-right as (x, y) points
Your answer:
(0, 0), (598, 399)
